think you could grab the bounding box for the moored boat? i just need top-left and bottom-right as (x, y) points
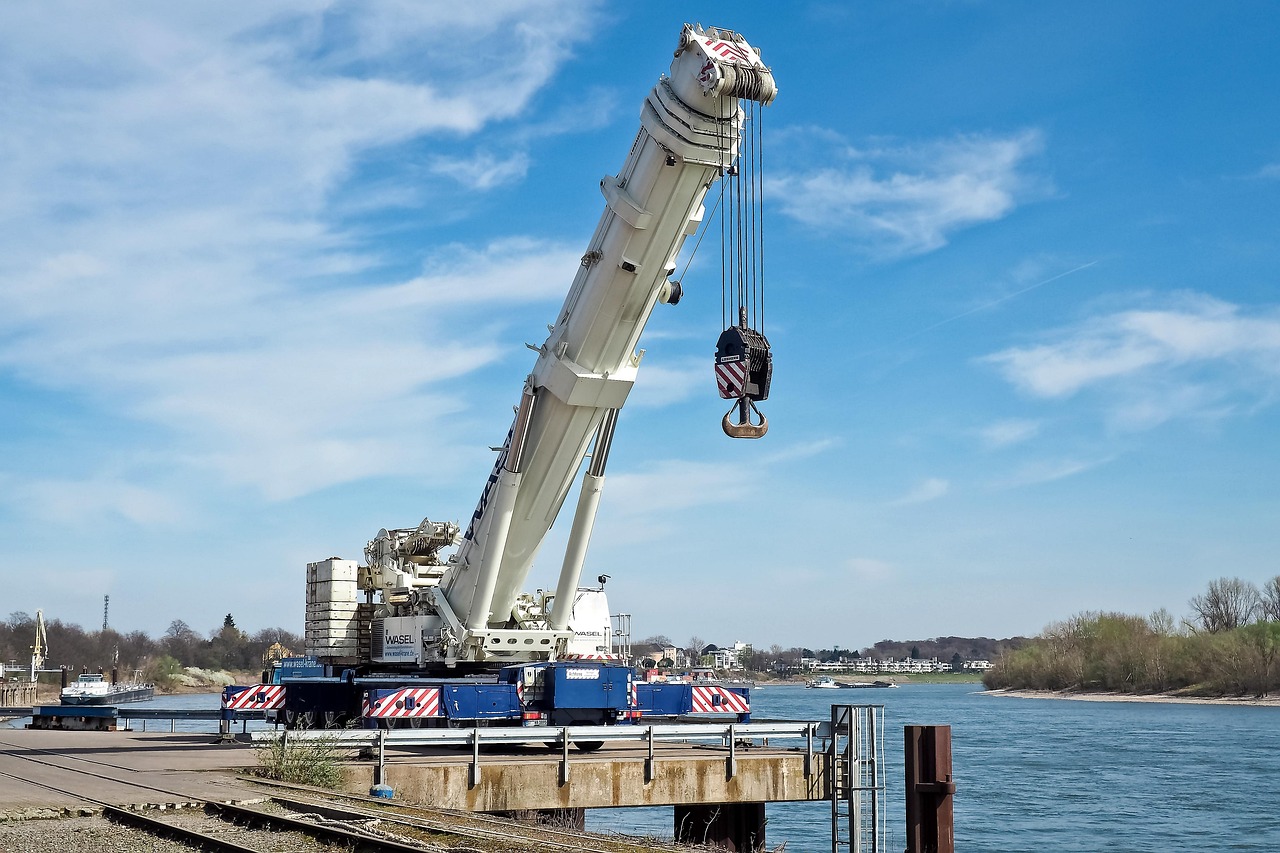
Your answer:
(837, 679), (899, 689)
(60, 672), (155, 706)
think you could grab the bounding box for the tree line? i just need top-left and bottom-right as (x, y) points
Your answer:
(631, 634), (1023, 672)
(984, 576), (1280, 697)
(1, 611), (302, 686)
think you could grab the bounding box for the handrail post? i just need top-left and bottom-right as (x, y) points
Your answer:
(645, 725), (655, 783)
(377, 728), (386, 786)
(469, 729), (481, 788)
(560, 726), (571, 785)
(806, 723), (814, 778)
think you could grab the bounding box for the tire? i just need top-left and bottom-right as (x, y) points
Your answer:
(573, 740), (605, 753)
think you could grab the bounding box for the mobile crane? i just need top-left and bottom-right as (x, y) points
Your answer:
(227, 22), (776, 730)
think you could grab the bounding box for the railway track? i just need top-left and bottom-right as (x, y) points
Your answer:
(0, 738), (686, 853)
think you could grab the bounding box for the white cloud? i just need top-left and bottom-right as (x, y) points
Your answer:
(3, 477), (187, 527)
(979, 419), (1041, 448)
(890, 478), (950, 506)
(983, 294), (1280, 402)
(996, 457), (1113, 488)
(605, 461), (750, 515)
(0, 5), (605, 509)
(1255, 163), (1280, 179)
(768, 129), (1048, 257)
(627, 359), (707, 408)
(429, 151), (532, 190)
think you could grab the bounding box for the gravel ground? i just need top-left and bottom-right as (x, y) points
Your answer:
(0, 809), (350, 853)
(0, 814), (197, 853)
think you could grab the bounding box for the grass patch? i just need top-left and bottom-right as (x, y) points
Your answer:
(252, 731), (351, 789)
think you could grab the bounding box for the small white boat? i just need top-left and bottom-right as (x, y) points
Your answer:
(806, 676), (841, 689)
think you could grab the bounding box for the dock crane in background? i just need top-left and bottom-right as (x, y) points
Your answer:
(30, 609), (48, 682)
(244, 23), (776, 729)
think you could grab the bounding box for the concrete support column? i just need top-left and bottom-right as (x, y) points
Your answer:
(674, 802), (766, 852)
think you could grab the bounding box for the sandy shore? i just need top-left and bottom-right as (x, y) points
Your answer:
(982, 687), (1280, 707)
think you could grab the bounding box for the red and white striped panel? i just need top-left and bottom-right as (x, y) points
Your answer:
(363, 687), (441, 720)
(691, 685), (750, 714)
(715, 359), (748, 399)
(630, 682), (638, 708)
(223, 685), (285, 710)
(561, 653), (620, 661)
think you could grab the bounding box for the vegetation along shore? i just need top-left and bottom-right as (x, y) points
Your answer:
(984, 575), (1280, 700)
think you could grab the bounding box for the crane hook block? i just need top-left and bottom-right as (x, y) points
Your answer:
(715, 324), (772, 439)
(714, 325), (772, 401)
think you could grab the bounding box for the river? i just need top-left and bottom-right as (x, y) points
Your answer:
(587, 682), (1280, 852)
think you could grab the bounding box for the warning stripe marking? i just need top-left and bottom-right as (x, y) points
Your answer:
(691, 685), (751, 714)
(362, 687), (442, 719)
(223, 685), (286, 710)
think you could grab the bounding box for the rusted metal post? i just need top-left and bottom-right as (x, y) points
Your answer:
(904, 725), (955, 853)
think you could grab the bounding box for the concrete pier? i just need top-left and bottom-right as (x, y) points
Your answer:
(2, 728), (834, 850)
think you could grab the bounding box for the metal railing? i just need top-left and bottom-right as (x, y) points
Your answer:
(254, 719), (837, 789)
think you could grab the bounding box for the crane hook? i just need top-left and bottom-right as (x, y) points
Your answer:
(722, 397), (768, 439)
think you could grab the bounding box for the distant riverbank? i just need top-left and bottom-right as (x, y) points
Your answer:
(983, 687), (1280, 708)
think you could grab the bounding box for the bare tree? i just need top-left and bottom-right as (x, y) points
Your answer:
(1148, 608), (1177, 636)
(686, 635), (706, 666)
(1260, 576), (1280, 623)
(1189, 577), (1260, 633)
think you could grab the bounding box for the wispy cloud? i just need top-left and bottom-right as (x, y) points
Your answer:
(429, 151), (531, 190)
(627, 359), (707, 408)
(995, 456), (1114, 488)
(2, 477), (187, 527)
(979, 419), (1041, 448)
(768, 129), (1049, 257)
(1253, 162), (1280, 180)
(890, 478), (950, 506)
(0, 5), (596, 508)
(982, 293), (1280, 400)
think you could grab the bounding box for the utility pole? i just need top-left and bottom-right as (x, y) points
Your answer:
(103, 595), (110, 632)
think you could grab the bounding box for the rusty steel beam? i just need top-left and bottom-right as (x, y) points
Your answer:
(904, 724), (955, 853)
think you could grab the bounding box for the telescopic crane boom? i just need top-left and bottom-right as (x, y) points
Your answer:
(327, 23), (777, 670)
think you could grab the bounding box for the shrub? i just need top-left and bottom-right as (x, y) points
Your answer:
(253, 731), (351, 789)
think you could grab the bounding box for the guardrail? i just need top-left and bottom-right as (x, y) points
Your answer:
(252, 719), (842, 786)
(250, 719), (831, 747)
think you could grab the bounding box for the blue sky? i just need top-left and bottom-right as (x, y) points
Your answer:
(2, 3), (1278, 651)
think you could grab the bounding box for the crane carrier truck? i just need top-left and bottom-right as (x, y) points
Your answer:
(225, 21), (776, 733)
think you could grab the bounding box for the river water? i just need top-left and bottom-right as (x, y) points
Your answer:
(587, 683), (1280, 852)
(9, 684), (1279, 850)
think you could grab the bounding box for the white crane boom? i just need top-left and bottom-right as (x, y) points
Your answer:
(339, 23), (776, 668)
